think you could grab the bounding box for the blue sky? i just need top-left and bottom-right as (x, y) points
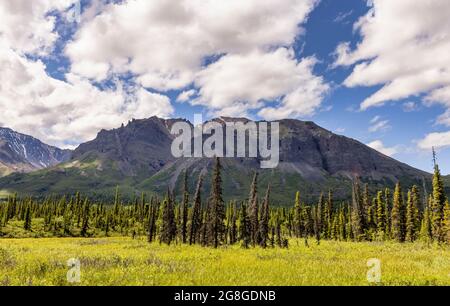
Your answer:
(0, 0), (449, 174)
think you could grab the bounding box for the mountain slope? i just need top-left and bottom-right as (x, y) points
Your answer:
(0, 117), (431, 203)
(0, 128), (71, 177)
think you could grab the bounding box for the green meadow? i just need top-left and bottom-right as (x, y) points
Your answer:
(1, 237), (449, 286)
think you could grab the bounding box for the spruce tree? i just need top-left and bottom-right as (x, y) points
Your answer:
(326, 190), (334, 239)
(180, 171), (189, 244)
(80, 198), (90, 237)
(293, 191), (303, 238)
(405, 190), (415, 242)
(384, 188), (391, 238)
(258, 186), (270, 248)
(248, 172), (259, 246)
(239, 202), (251, 248)
(431, 162), (446, 242)
(206, 157), (226, 248)
(159, 194), (176, 245)
(391, 183), (406, 242)
(351, 181), (366, 241)
(23, 204), (32, 231)
(229, 201), (238, 244)
(189, 175), (203, 245)
(376, 191), (385, 236)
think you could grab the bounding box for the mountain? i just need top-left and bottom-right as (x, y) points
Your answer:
(0, 128), (71, 177)
(0, 117), (431, 203)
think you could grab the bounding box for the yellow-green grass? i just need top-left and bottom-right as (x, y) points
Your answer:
(1, 238), (449, 286)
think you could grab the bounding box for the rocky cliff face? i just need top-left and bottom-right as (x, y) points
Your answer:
(0, 117), (431, 203)
(0, 128), (71, 176)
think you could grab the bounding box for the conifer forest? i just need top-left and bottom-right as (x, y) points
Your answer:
(1, 158), (450, 286)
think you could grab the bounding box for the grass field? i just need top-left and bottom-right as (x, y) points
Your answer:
(1, 238), (450, 286)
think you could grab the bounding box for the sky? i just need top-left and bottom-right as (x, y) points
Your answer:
(0, 0), (450, 174)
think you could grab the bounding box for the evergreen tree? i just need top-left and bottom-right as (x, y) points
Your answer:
(248, 172), (259, 246)
(420, 196), (433, 242)
(189, 175), (203, 245)
(80, 198), (90, 237)
(159, 194), (176, 245)
(293, 191), (303, 238)
(391, 183), (406, 242)
(325, 190), (334, 239)
(405, 190), (415, 242)
(180, 171), (189, 244)
(431, 161), (446, 242)
(258, 186), (271, 248)
(351, 181), (366, 241)
(239, 202), (251, 248)
(206, 157), (226, 248)
(384, 188), (391, 238)
(23, 204), (32, 231)
(376, 191), (385, 236)
(229, 202), (238, 245)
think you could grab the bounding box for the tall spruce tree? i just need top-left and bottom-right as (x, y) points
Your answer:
(351, 181), (366, 241)
(391, 183), (406, 242)
(189, 175), (203, 245)
(293, 191), (303, 238)
(206, 157), (226, 248)
(431, 161), (446, 242)
(80, 198), (90, 237)
(248, 172), (259, 246)
(405, 190), (416, 242)
(180, 171), (189, 244)
(239, 202), (251, 248)
(258, 186), (271, 248)
(376, 191), (385, 236)
(159, 194), (176, 245)
(23, 204), (32, 231)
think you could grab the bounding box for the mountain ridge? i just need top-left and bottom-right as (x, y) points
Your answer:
(0, 116), (432, 203)
(0, 127), (71, 177)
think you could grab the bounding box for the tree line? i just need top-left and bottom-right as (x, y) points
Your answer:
(0, 157), (449, 247)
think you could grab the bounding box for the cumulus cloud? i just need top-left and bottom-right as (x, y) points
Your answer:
(66, 0), (326, 119)
(0, 47), (173, 147)
(194, 48), (329, 118)
(334, 0), (450, 112)
(66, 0), (318, 86)
(0, 0), (76, 55)
(367, 140), (398, 157)
(0, 0), (325, 148)
(418, 131), (450, 150)
(0, 1), (173, 148)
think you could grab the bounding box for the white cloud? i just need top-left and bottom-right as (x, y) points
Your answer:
(418, 131), (450, 150)
(334, 0), (450, 116)
(367, 140), (398, 157)
(0, 47), (173, 147)
(177, 90), (196, 103)
(0, 1), (173, 148)
(66, 0), (326, 118)
(67, 0), (318, 87)
(194, 48), (329, 118)
(0, 0), (323, 148)
(368, 116), (390, 133)
(0, 0), (76, 55)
